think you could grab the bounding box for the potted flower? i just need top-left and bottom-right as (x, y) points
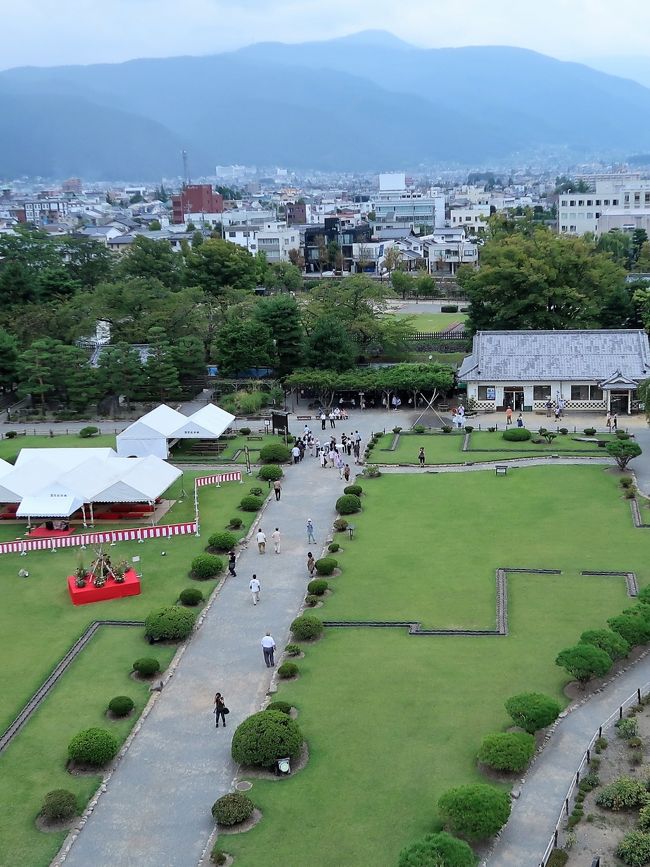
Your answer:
(74, 564), (87, 588)
(113, 561), (128, 584)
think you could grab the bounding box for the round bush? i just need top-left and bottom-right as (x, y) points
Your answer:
(333, 517), (349, 532)
(502, 427), (532, 442)
(266, 700), (292, 714)
(249, 486), (264, 497)
(638, 805), (650, 832)
(315, 557), (337, 576)
(239, 427), (251, 436)
(211, 792), (255, 827)
(307, 578), (329, 596)
(68, 728), (119, 768)
(133, 657), (160, 678)
(259, 464), (283, 481)
(580, 628), (630, 661)
(335, 494), (361, 515)
(259, 443), (291, 464)
(596, 776), (650, 810)
(228, 516), (243, 529)
(78, 425), (99, 439)
(617, 831), (650, 867)
(207, 531), (238, 552)
(617, 430), (631, 440)
(290, 615), (324, 641)
(179, 587), (204, 607)
(284, 644), (301, 657)
(231, 710), (303, 768)
(464, 425), (474, 434)
(398, 832), (476, 867)
(555, 643), (612, 683)
(305, 594), (320, 607)
(328, 542), (340, 553)
(343, 484), (362, 496)
(278, 661), (299, 679)
(584, 427), (597, 436)
(191, 553), (224, 579)
(145, 606), (196, 642)
(504, 692), (561, 733)
(414, 424), (426, 434)
(107, 695), (134, 717)
(438, 783), (511, 840)
(40, 789), (77, 823)
(477, 732), (535, 772)
(240, 495), (263, 512)
(608, 613), (650, 646)
(211, 846), (227, 866)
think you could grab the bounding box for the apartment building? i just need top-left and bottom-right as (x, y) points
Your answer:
(558, 175), (650, 235)
(373, 173), (443, 233)
(224, 222), (300, 262)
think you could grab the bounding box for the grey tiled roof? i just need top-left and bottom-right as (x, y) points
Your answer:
(458, 330), (650, 382)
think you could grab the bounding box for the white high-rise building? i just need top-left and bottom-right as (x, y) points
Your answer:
(373, 173), (443, 233)
(558, 175), (650, 236)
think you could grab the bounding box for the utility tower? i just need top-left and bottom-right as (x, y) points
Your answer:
(181, 149), (191, 187)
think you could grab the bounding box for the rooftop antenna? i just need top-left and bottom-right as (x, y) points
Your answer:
(182, 149), (191, 188)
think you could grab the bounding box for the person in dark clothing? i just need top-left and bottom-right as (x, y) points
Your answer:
(228, 551), (237, 577)
(418, 447), (425, 466)
(214, 692), (227, 728)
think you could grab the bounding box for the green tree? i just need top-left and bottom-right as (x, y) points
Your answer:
(148, 219), (162, 231)
(382, 246), (402, 276)
(186, 238), (257, 295)
(16, 338), (61, 411)
(50, 344), (98, 412)
(212, 318), (274, 376)
(254, 294), (305, 375)
(171, 335), (206, 381)
(0, 328), (18, 391)
(632, 229), (649, 265)
(606, 440), (642, 469)
(391, 270), (415, 299)
(265, 261), (302, 293)
(97, 342), (145, 410)
(36, 264), (80, 300)
(597, 229), (633, 267)
(438, 784), (511, 840)
(60, 236), (113, 288)
(635, 241), (650, 273)
(306, 316), (356, 372)
(555, 176), (590, 194)
(0, 261), (38, 305)
(118, 237), (183, 289)
(504, 693), (561, 733)
(144, 327), (180, 401)
(555, 644), (612, 684)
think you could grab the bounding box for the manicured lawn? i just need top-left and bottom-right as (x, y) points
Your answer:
(226, 467), (649, 867)
(373, 430), (617, 465)
(0, 472), (258, 866)
(171, 433), (286, 463)
(394, 311), (467, 331)
(0, 433), (118, 462)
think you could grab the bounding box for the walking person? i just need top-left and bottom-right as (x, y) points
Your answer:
(545, 399), (553, 418)
(228, 550), (237, 577)
(307, 552), (316, 578)
(307, 518), (316, 544)
(606, 413), (612, 432)
(273, 479), (282, 501)
(214, 692), (228, 728)
(329, 410), (336, 429)
(320, 412), (327, 431)
(261, 632), (276, 668)
(320, 450), (327, 469)
(272, 527), (281, 554)
(249, 574), (261, 605)
(613, 413), (618, 431)
(336, 452), (344, 479)
(343, 464), (351, 483)
(418, 447), (425, 466)
(516, 413), (524, 428)
(505, 405), (513, 426)
(291, 444), (300, 464)
(256, 528), (266, 554)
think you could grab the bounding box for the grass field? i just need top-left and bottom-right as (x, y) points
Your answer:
(172, 433), (286, 463)
(373, 430), (617, 465)
(0, 473), (257, 867)
(394, 311), (467, 331)
(0, 433), (118, 462)
(225, 466), (649, 867)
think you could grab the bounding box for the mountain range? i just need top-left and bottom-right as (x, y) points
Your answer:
(2, 31), (650, 179)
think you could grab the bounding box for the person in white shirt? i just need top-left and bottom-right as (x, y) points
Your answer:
(292, 445), (300, 464)
(256, 529), (266, 554)
(249, 574), (261, 605)
(261, 632), (276, 667)
(272, 527), (281, 554)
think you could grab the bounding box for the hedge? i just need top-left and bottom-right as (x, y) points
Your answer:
(343, 484), (362, 496)
(179, 587), (204, 607)
(315, 557), (337, 576)
(335, 494), (361, 515)
(259, 464), (283, 481)
(211, 792), (255, 826)
(438, 783), (511, 840)
(477, 732), (534, 772)
(107, 695), (135, 717)
(68, 728), (118, 768)
(290, 615), (324, 641)
(231, 710), (303, 768)
(307, 578), (329, 596)
(398, 832), (476, 867)
(78, 425), (99, 438)
(259, 443), (291, 463)
(133, 657), (160, 677)
(40, 789), (77, 823)
(207, 531), (238, 552)
(440, 304), (459, 313)
(504, 692), (561, 733)
(145, 606), (196, 642)
(502, 427), (531, 442)
(191, 553), (224, 580)
(240, 494), (263, 512)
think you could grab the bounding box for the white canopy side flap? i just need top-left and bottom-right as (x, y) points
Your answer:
(17, 492), (85, 518)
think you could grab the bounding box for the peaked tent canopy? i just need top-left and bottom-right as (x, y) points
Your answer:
(116, 403), (235, 458)
(17, 492), (85, 518)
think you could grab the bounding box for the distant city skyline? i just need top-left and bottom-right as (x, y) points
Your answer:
(3, 0), (650, 71)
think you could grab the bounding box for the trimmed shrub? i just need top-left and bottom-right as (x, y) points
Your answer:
(607, 440), (642, 470)
(211, 847), (227, 866)
(307, 578), (329, 596)
(398, 831), (476, 867)
(107, 696), (134, 717)
(315, 557), (337, 576)
(258, 464), (283, 481)
(504, 692), (561, 733)
(608, 613), (650, 646)
(438, 783), (511, 840)
(580, 628), (630, 661)
(239, 427), (251, 435)
(4, 430), (16, 439)
(145, 606), (196, 642)
(133, 657), (160, 678)
(441, 304), (459, 313)
(267, 700), (292, 714)
(441, 425), (453, 433)
(207, 531), (238, 552)
(228, 516), (243, 529)
(278, 661), (298, 679)
(616, 430), (631, 440)
(414, 424), (426, 434)
(240, 495), (263, 512)
(40, 789), (77, 823)
(179, 587), (204, 607)
(78, 426), (99, 438)
(191, 553), (224, 579)
(249, 486), (264, 497)
(559, 427), (569, 435)
(284, 644), (301, 656)
(211, 792), (255, 827)
(597, 777), (650, 810)
(231, 710), (303, 769)
(343, 484), (363, 496)
(617, 718), (639, 740)
(68, 728), (118, 768)
(638, 805), (650, 831)
(617, 831), (650, 867)
(584, 427), (597, 436)
(305, 594), (320, 607)
(639, 586), (650, 604)
(290, 615), (324, 641)
(464, 425), (474, 433)
(328, 542), (340, 553)
(259, 443), (291, 463)
(555, 644), (612, 683)
(336, 494), (361, 515)
(477, 732), (535, 772)
(333, 517), (349, 532)
(502, 427), (532, 441)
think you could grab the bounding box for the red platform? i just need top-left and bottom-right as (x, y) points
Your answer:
(67, 568), (141, 605)
(29, 527), (75, 539)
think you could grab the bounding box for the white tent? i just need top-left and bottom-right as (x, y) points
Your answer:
(92, 456), (182, 503)
(116, 403), (234, 458)
(0, 458), (14, 479)
(17, 492), (85, 518)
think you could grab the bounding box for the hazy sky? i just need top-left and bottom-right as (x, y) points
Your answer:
(3, 0), (650, 70)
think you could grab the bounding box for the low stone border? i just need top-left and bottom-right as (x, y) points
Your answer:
(630, 498), (650, 529)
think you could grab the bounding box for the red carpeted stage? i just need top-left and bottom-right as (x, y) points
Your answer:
(29, 527), (75, 539)
(67, 568), (141, 605)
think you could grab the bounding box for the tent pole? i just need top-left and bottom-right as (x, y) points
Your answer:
(82, 503), (87, 528)
(90, 502), (94, 527)
(150, 501), (155, 526)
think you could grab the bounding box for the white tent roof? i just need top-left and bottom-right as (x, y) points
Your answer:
(91, 457), (182, 502)
(15, 447), (117, 471)
(116, 403), (234, 458)
(0, 458), (14, 479)
(17, 491), (85, 518)
(186, 404), (235, 437)
(119, 405), (189, 439)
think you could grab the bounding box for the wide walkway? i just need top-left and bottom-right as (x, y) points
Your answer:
(487, 655), (650, 866)
(61, 409), (392, 867)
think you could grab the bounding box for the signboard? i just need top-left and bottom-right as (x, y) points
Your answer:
(271, 411), (290, 434)
(486, 387), (496, 401)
